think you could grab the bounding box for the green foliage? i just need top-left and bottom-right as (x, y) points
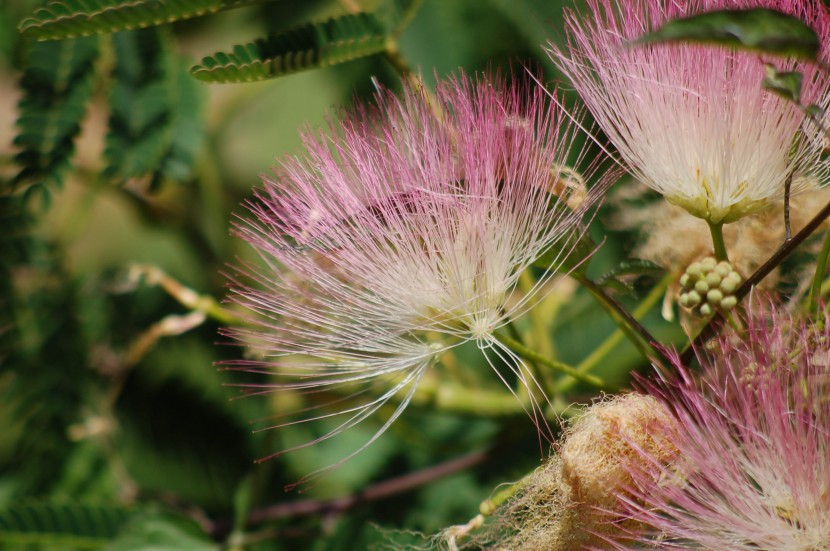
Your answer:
(18, 0), (262, 41)
(115, 374), (253, 510)
(2, 1), (758, 549)
(106, 513), (216, 551)
(104, 27), (205, 187)
(635, 8), (820, 60)
(536, 227), (597, 275)
(596, 259), (664, 296)
(0, 223), (96, 496)
(10, 27), (205, 201)
(157, 60), (206, 183)
(0, 501), (131, 549)
(190, 12), (389, 83)
(12, 36), (99, 203)
(762, 63), (804, 104)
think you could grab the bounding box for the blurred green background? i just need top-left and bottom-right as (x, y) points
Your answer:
(0, 1), (681, 549)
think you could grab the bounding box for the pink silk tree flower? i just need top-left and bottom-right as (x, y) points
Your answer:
(223, 74), (604, 484)
(609, 304), (830, 549)
(551, 0), (830, 225)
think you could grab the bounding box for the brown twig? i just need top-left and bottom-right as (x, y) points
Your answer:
(208, 448), (489, 539)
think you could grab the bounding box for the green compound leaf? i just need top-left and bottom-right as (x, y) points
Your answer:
(596, 259), (665, 296)
(104, 27), (205, 186)
(635, 8), (820, 60)
(763, 63), (803, 103)
(0, 501), (132, 549)
(19, 0), (262, 41)
(106, 513), (216, 551)
(12, 36), (99, 203)
(190, 12), (389, 83)
(155, 59), (206, 184)
(533, 226), (597, 275)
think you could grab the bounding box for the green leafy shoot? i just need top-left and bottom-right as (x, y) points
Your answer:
(634, 8), (820, 60)
(0, 501), (131, 549)
(18, 0), (263, 42)
(12, 36), (99, 206)
(104, 28), (205, 187)
(190, 12), (389, 83)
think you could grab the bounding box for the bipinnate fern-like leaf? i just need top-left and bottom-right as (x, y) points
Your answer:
(190, 12), (389, 83)
(104, 27), (205, 186)
(12, 36), (99, 203)
(155, 59), (206, 184)
(0, 502), (131, 549)
(18, 0), (262, 41)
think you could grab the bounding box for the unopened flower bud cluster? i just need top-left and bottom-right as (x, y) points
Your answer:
(679, 257), (741, 316)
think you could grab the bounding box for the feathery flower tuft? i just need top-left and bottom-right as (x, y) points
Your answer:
(611, 303), (830, 549)
(223, 74), (604, 484)
(456, 394), (678, 550)
(551, 0), (830, 224)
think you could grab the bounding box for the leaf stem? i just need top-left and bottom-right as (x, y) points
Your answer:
(391, 0), (424, 37)
(810, 229), (830, 316)
(574, 274), (667, 366)
(492, 332), (605, 388)
(209, 448), (490, 537)
(557, 272), (672, 394)
(707, 221), (729, 261)
(129, 264), (244, 326)
(411, 377), (554, 417)
(479, 474), (531, 516)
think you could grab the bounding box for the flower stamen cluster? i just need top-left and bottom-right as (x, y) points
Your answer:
(550, 0), (830, 224)
(224, 73), (605, 483)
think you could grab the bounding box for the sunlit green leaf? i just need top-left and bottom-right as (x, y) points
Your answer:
(190, 12), (388, 83)
(635, 8), (820, 60)
(19, 0), (262, 41)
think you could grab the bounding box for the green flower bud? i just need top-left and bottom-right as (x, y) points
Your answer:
(720, 277), (738, 294)
(721, 296), (738, 310)
(686, 291), (702, 306)
(687, 262), (702, 278)
(678, 257), (741, 317)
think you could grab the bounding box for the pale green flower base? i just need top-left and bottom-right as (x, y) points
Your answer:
(667, 194), (771, 224)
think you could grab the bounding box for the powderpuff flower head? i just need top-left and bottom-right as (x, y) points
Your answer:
(552, 0), (830, 225)
(223, 73), (603, 484)
(611, 304), (830, 549)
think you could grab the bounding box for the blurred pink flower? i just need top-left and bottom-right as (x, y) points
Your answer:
(612, 304), (830, 549)
(551, 0), (830, 224)
(223, 74), (603, 483)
